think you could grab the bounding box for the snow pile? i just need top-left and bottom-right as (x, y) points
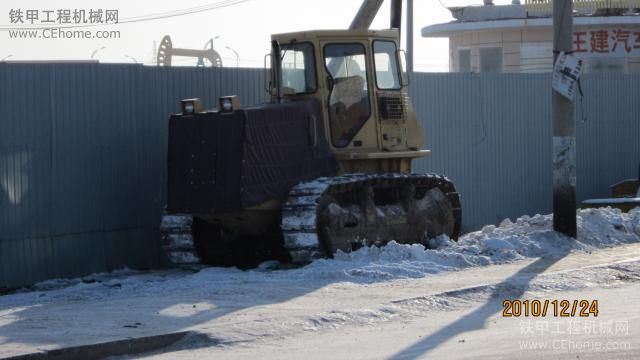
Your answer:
(292, 207), (640, 282)
(4, 208), (639, 304)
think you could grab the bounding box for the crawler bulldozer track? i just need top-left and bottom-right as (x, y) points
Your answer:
(282, 173), (462, 264)
(160, 214), (202, 267)
(161, 173), (461, 267)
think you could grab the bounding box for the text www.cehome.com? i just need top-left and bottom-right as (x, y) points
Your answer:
(9, 28), (120, 39)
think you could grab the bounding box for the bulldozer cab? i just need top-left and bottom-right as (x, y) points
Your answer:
(270, 29), (428, 173)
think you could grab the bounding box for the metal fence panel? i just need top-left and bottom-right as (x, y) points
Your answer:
(0, 64), (638, 288)
(410, 72), (640, 230)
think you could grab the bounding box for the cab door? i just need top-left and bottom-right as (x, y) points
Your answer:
(371, 40), (409, 151)
(321, 41), (379, 151)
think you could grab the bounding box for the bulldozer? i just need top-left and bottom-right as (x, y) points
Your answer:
(160, 0), (462, 268)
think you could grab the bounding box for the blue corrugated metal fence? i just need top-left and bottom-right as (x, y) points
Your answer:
(0, 64), (638, 288)
(410, 73), (640, 231)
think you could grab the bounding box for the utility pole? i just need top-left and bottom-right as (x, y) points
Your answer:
(124, 54), (138, 64)
(151, 40), (157, 65)
(226, 46), (240, 67)
(552, 0), (577, 238)
(90, 46), (106, 59)
(406, 0), (414, 73)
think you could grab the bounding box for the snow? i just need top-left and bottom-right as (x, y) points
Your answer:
(1, 207), (639, 359)
(287, 207), (640, 283)
(4, 207), (640, 302)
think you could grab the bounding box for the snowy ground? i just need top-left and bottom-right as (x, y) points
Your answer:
(1, 207), (639, 359)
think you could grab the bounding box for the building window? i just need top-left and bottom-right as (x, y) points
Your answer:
(479, 47), (503, 73)
(585, 57), (627, 74)
(628, 58), (640, 73)
(458, 49), (471, 73)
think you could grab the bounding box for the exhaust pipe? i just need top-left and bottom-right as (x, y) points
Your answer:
(390, 0), (402, 30)
(271, 40), (283, 104)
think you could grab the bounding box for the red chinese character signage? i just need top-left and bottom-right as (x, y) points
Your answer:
(590, 30), (609, 53)
(611, 29), (631, 52)
(574, 28), (640, 55)
(573, 32), (588, 53)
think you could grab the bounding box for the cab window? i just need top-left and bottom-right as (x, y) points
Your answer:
(280, 42), (317, 93)
(373, 40), (401, 90)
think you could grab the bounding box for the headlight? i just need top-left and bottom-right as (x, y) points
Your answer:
(222, 98), (232, 112)
(218, 96), (240, 113)
(180, 98), (202, 115)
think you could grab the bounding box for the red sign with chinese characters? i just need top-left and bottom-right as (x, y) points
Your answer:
(574, 29), (640, 55)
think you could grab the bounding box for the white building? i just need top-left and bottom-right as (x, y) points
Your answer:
(422, 0), (640, 73)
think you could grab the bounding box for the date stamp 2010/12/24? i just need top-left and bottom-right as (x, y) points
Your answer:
(503, 299), (599, 318)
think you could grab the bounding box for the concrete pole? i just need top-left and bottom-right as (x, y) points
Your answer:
(350, 0), (385, 30)
(552, 0), (577, 238)
(407, 0), (414, 73)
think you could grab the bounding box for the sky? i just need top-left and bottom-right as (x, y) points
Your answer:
(0, 0), (515, 72)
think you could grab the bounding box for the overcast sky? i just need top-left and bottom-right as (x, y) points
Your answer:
(1, 0), (514, 71)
